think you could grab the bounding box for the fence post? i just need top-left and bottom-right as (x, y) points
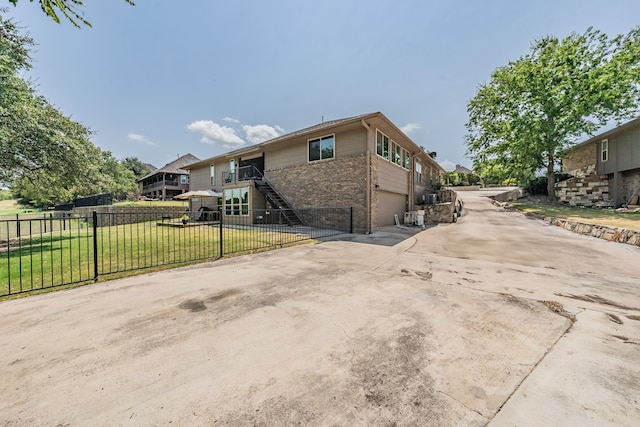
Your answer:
(92, 211), (99, 280)
(350, 207), (353, 234)
(218, 206), (223, 257)
(16, 214), (20, 238)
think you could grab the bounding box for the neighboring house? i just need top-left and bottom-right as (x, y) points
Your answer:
(137, 153), (200, 200)
(557, 117), (640, 207)
(454, 164), (473, 174)
(185, 112), (445, 233)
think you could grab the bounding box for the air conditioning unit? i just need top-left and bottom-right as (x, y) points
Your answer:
(423, 194), (438, 205)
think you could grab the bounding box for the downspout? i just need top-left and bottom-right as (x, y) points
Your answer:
(361, 119), (372, 234)
(409, 152), (417, 211)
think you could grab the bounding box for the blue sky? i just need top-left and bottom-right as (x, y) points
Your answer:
(4, 0), (640, 171)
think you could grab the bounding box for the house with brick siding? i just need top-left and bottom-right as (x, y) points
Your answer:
(184, 112), (445, 233)
(557, 117), (640, 207)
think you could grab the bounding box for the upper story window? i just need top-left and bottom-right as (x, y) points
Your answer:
(601, 139), (608, 162)
(377, 130), (409, 169)
(181, 175), (189, 184)
(416, 160), (423, 182)
(376, 130), (390, 160)
(402, 149), (410, 170)
(392, 143), (402, 166)
(308, 134), (335, 162)
(210, 164), (215, 186)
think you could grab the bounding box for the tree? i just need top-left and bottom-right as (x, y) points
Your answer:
(121, 156), (151, 179)
(7, 0), (135, 28)
(1, 13), (136, 206)
(466, 27), (640, 201)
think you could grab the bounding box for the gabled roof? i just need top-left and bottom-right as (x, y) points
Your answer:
(138, 153), (200, 181)
(185, 112), (446, 173)
(566, 116), (640, 153)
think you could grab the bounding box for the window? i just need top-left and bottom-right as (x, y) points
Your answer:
(416, 160), (423, 182)
(392, 143), (402, 166)
(308, 134), (335, 162)
(402, 148), (410, 170)
(376, 130), (390, 159)
(601, 139), (608, 162)
(224, 187), (249, 216)
(210, 164), (215, 186)
(181, 175), (189, 184)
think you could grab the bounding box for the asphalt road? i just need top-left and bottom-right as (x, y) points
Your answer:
(1, 189), (639, 426)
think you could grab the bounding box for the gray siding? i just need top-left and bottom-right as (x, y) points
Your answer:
(599, 125), (640, 174)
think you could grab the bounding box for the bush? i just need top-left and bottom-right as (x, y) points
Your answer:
(525, 173), (572, 195)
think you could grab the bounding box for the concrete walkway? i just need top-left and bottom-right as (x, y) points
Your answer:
(0, 190), (638, 425)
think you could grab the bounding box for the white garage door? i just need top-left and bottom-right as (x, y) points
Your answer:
(377, 191), (407, 227)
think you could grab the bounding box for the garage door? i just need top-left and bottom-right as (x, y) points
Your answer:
(377, 191), (407, 227)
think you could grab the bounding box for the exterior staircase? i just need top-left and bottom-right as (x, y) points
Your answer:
(254, 179), (303, 226)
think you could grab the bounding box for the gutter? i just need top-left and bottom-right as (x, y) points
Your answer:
(361, 118), (372, 234)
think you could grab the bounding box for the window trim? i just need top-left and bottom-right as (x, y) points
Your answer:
(601, 139), (608, 162)
(415, 160), (423, 182)
(377, 129), (410, 170)
(376, 130), (390, 160)
(308, 134), (335, 163)
(224, 186), (249, 216)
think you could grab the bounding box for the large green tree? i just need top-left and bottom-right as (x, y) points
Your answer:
(121, 156), (152, 179)
(1, 12), (136, 206)
(466, 27), (640, 200)
(7, 0), (135, 27)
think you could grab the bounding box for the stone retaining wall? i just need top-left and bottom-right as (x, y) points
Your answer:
(73, 206), (187, 227)
(490, 198), (640, 247)
(544, 217), (640, 247)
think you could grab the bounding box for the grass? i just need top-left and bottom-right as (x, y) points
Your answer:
(511, 197), (640, 231)
(1, 219), (314, 298)
(0, 199), (31, 215)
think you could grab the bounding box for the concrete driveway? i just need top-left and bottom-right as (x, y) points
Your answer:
(1, 190), (639, 426)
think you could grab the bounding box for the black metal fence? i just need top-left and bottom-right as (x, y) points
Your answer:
(1, 207), (352, 297)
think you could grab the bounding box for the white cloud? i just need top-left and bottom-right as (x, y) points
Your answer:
(186, 120), (245, 149)
(242, 124), (282, 145)
(439, 159), (456, 171)
(222, 117), (240, 123)
(400, 123), (421, 134)
(127, 133), (156, 146)
(275, 125), (285, 133)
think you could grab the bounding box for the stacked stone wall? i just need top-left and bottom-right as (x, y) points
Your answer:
(72, 206), (187, 227)
(546, 218), (640, 247)
(555, 174), (610, 207)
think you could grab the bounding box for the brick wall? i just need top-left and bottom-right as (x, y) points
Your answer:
(557, 142), (610, 206)
(265, 154), (368, 231)
(622, 168), (640, 204)
(563, 143), (596, 176)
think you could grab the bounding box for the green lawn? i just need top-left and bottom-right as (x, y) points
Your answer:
(511, 200), (640, 231)
(1, 220), (312, 297)
(0, 199), (32, 215)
